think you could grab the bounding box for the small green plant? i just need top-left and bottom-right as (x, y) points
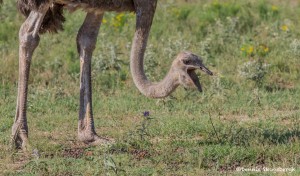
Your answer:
(238, 58), (269, 88)
(104, 155), (126, 175)
(93, 44), (128, 90)
(125, 111), (154, 149)
(239, 43), (270, 106)
(136, 111), (154, 141)
(239, 44), (270, 88)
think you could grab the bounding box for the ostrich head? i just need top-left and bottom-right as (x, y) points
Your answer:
(172, 51), (213, 92)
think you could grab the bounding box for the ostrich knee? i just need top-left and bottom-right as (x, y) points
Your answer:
(76, 31), (98, 58)
(76, 13), (103, 58)
(19, 25), (40, 60)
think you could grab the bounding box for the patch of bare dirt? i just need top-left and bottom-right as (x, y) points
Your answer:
(62, 148), (85, 158)
(129, 148), (150, 160)
(218, 162), (241, 172)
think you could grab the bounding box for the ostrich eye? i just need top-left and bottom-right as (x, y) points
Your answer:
(183, 60), (191, 65)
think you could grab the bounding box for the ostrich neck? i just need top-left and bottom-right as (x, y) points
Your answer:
(130, 29), (179, 98)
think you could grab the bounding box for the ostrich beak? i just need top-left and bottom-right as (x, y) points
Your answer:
(199, 64), (213, 76)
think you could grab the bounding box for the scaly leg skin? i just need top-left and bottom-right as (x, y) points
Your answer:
(77, 12), (113, 145)
(11, 5), (49, 150)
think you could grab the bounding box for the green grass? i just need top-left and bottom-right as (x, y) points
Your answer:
(1, 0), (300, 175)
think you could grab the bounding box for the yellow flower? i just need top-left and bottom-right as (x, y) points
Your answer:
(271, 5), (278, 12)
(281, 25), (289, 32)
(264, 47), (269, 52)
(102, 18), (107, 24)
(111, 13), (126, 29)
(258, 45), (269, 56)
(247, 46), (254, 55)
(116, 13), (125, 22)
(241, 47), (245, 51)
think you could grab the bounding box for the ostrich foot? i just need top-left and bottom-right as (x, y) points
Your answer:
(78, 132), (114, 146)
(90, 135), (115, 146)
(11, 123), (29, 150)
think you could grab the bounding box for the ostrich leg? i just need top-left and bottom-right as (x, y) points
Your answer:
(11, 5), (49, 149)
(77, 12), (110, 144)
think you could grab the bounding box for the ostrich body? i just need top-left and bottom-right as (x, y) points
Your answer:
(7, 0), (213, 149)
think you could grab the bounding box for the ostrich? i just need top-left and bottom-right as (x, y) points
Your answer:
(4, 0), (213, 149)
